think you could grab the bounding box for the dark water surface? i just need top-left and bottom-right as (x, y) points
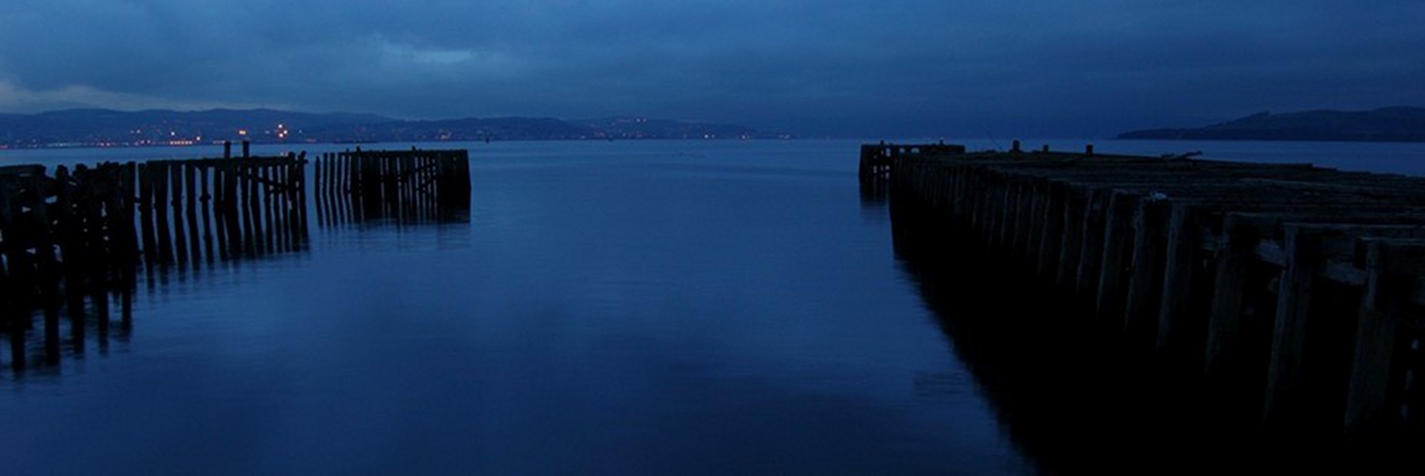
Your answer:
(2, 140), (1025, 475)
(3, 139), (1424, 474)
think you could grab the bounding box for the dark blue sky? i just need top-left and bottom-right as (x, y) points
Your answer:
(1, 0), (1422, 137)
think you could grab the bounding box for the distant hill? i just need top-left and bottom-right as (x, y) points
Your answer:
(0, 109), (784, 148)
(1117, 107), (1425, 142)
(574, 117), (764, 140)
(301, 117), (599, 142)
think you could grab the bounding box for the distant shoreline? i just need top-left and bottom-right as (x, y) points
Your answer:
(1116, 107), (1425, 143)
(0, 108), (793, 150)
(0, 136), (798, 152)
(1110, 136), (1425, 144)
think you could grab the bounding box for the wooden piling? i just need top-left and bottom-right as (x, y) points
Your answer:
(171, 162), (191, 267)
(314, 148), (470, 226)
(200, 165), (214, 263)
(153, 164), (173, 264)
(1123, 198), (1171, 340)
(262, 162), (276, 252)
(137, 164), (156, 265)
(2, 148), (466, 375)
(875, 142), (1425, 438)
(185, 163), (201, 265)
(1344, 239), (1425, 436)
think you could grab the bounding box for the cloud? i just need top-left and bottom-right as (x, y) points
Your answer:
(0, 80), (276, 113)
(1, 0), (1423, 135)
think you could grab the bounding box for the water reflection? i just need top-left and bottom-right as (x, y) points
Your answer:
(3, 280), (135, 375)
(858, 174), (889, 209)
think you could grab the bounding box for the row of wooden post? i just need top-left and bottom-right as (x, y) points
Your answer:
(880, 143), (1425, 438)
(2, 162), (138, 371)
(135, 153), (309, 269)
(1, 163), (137, 311)
(313, 148), (471, 226)
(5, 148), (471, 374)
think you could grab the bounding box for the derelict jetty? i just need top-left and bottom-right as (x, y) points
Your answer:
(863, 142), (1425, 440)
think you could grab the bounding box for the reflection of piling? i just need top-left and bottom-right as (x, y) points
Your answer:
(4, 152), (311, 374)
(2, 162), (138, 372)
(313, 148), (471, 226)
(877, 143), (1425, 440)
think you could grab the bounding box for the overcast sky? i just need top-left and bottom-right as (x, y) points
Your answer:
(1, 0), (1422, 136)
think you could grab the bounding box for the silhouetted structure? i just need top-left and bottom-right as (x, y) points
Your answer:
(872, 142), (1425, 441)
(136, 153), (309, 270)
(1, 162), (137, 309)
(3, 147), (473, 375)
(313, 148), (472, 226)
(858, 142), (964, 180)
(2, 162), (138, 372)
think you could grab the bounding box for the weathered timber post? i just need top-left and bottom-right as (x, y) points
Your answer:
(1094, 192), (1140, 320)
(1343, 240), (1415, 436)
(135, 164), (153, 266)
(248, 161), (265, 254)
(1074, 188), (1114, 300)
(240, 161), (256, 255)
(200, 164), (214, 263)
(1156, 203), (1207, 358)
(212, 163), (229, 260)
(169, 162), (188, 268)
(184, 163), (200, 265)
(1055, 186), (1088, 290)
(152, 162), (173, 264)
(262, 163), (276, 252)
(223, 161), (243, 257)
(297, 152), (309, 243)
(314, 154), (326, 226)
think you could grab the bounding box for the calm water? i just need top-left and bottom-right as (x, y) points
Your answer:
(2, 139), (1423, 474)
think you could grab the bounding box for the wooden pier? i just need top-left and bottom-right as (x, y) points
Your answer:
(2, 162), (137, 310)
(3, 147), (472, 374)
(2, 162), (138, 370)
(866, 143), (1425, 438)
